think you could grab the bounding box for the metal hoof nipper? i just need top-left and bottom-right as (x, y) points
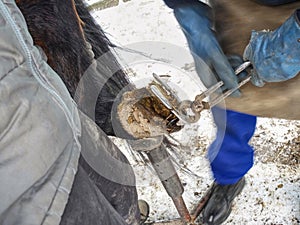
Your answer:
(149, 61), (252, 124)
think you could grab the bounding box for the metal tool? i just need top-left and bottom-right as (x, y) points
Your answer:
(130, 136), (193, 224)
(149, 61), (252, 123)
(130, 136), (214, 225)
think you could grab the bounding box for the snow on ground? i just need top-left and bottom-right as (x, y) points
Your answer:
(91, 0), (300, 224)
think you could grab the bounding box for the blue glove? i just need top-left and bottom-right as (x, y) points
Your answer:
(244, 9), (300, 87)
(173, 2), (241, 96)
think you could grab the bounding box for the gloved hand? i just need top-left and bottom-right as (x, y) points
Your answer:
(244, 9), (300, 87)
(173, 2), (241, 96)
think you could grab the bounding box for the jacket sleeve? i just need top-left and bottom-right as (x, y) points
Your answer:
(0, 1), (81, 224)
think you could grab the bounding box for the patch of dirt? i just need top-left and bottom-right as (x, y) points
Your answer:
(251, 118), (300, 167)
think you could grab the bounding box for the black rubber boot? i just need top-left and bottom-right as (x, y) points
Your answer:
(202, 177), (245, 225)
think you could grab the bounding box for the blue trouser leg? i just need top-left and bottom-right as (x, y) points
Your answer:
(208, 107), (257, 185)
(170, 0), (258, 185)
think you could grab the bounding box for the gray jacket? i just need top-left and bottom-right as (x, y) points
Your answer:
(0, 1), (81, 224)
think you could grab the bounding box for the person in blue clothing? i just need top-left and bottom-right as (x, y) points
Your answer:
(163, 0), (300, 224)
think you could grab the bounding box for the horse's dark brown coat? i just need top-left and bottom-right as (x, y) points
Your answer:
(16, 0), (132, 134)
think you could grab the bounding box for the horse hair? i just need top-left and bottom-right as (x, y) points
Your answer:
(16, 0), (132, 135)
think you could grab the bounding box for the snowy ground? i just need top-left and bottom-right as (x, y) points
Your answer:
(90, 0), (300, 224)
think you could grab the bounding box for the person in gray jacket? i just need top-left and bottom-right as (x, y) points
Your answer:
(0, 1), (142, 225)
